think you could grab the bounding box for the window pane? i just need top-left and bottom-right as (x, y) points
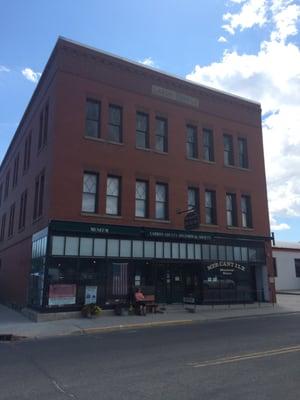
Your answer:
(107, 177), (119, 195)
(80, 238), (93, 256)
(164, 242), (171, 258)
(52, 236), (65, 256)
(86, 100), (99, 120)
(211, 245), (217, 259)
(144, 241), (155, 258)
(155, 202), (165, 219)
(136, 132), (146, 148)
(172, 243), (179, 259)
(234, 246), (241, 261)
(179, 243), (186, 259)
(241, 247), (248, 261)
(108, 125), (121, 142)
(202, 244), (210, 259)
(82, 193), (96, 213)
(133, 240), (143, 257)
(106, 197), (118, 215)
(156, 242), (163, 258)
(85, 120), (99, 138)
(195, 244), (201, 259)
(107, 239), (119, 257)
(187, 243), (194, 259)
(65, 237), (79, 256)
(120, 240), (131, 257)
(226, 246), (234, 261)
(94, 239), (106, 256)
(218, 245), (226, 260)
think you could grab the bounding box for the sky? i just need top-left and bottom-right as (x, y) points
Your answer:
(0, 0), (300, 242)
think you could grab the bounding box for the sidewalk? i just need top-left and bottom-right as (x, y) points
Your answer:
(1, 294), (300, 340)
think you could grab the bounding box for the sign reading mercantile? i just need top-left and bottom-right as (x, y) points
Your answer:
(207, 262), (246, 272)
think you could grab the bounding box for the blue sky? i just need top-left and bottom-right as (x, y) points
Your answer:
(1, 0), (300, 242)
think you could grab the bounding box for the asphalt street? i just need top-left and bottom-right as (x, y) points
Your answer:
(1, 313), (300, 400)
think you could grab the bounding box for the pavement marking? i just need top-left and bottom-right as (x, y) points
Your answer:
(52, 380), (76, 399)
(191, 344), (300, 368)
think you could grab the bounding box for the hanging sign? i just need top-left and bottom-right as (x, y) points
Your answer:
(184, 211), (199, 230)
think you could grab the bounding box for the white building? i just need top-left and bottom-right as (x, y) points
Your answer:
(272, 241), (300, 291)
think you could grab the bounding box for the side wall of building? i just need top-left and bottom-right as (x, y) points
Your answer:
(273, 249), (300, 290)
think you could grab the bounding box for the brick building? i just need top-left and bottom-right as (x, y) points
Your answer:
(0, 37), (275, 311)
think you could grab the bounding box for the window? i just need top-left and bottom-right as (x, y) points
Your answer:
(136, 112), (149, 148)
(82, 172), (98, 213)
(188, 187), (199, 213)
(135, 180), (148, 218)
(13, 154), (19, 188)
(23, 133), (31, 172)
(38, 104), (49, 151)
(19, 190), (27, 230)
(108, 105), (122, 142)
(224, 134), (234, 166)
(0, 183), (3, 208)
(203, 128), (214, 162)
(186, 125), (198, 158)
(155, 117), (168, 152)
(238, 138), (248, 168)
(205, 190), (217, 224)
(8, 203), (15, 237)
(33, 172), (45, 220)
(0, 213), (6, 242)
(106, 176), (121, 215)
(295, 259), (300, 277)
(85, 99), (100, 138)
(4, 170), (10, 200)
(241, 195), (252, 228)
(273, 258), (277, 277)
(155, 183), (168, 220)
(226, 193), (237, 227)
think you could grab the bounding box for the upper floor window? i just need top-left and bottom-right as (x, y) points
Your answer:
(38, 104), (49, 151)
(33, 172), (45, 220)
(186, 125), (198, 159)
(8, 203), (15, 238)
(238, 138), (248, 168)
(85, 99), (100, 138)
(226, 193), (237, 227)
(135, 180), (148, 218)
(19, 190), (28, 230)
(108, 105), (122, 143)
(241, 195), (252, 228)
(12, 153), (19, 188)
(203, 128), (214, 162)
(106, 176), (121, 215)
(23, 133), (31, 172)
(155, 183), (168, 220)
(295, 259), (300, 277)
(205, 190), (217, 225)
(155, 117), (168, 152)
(4, 170), (10, 200)
(224, 134), (234, 166)
(82, 172), (98, 213)
(0, 213), (6, 242)
(0, 183), (3, 208)
(136, 112), (149, 148)
(188, 187), (199, 214)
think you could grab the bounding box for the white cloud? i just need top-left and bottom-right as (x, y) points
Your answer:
(0, 65), (10, 72)
(270, 216), (291, 231)
(222, 0), (268, 34)
(187, 0), (300, 229)
(218, 36), (228, 43)
(271, 3), (300, 41)
(139, 57), (156, 67)
(21, 68), (41, 83)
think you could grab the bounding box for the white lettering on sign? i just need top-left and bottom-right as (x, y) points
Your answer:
(90, 227), (109, 233)
(207, 262), (246, 272)
(152, 85), (199, 108)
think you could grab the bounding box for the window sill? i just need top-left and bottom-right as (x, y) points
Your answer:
(135, 146), (151, 152)
(200, 223), (219, 228)
(226, 225), (240, 230)
(186, 156), (199, 162)
(224, 164), (251, 172)
(153, 149), (168, 156)
(202, 159), (216, 165)
(84, 136), (124, 146)
(32, 216), (43, 225)
(135, 217), (170, 224)
(241, 226), (254, 231)
(81, 212), (122, 219)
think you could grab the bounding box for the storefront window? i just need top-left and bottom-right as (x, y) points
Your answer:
(133, 241), (143, 257)
(234, 247), (242, 261)
(80, 238), (93, 256)
(79, 259), (98, 281)
(210, 245), (217, 260)
(179, 243), (186, 259)
(202, 244), (210, 260)
(65, 237), (79, 256)
(156, 242), (163, 258)
(172, 243), (179, 259)
(120, 240), (131, 257)
(49, 258), (78, 282)
(226, 246), (234, 261)
(195, 244), (201, 259)
(107, 239), (119, 257)
(94, 238), (106, 256)
(144, 241), (155, 258)
(52, 236), (65, 256)
(187, 243), (194, 259)
(218, 245), (226, 260)
(164, 242), (171, 258)
(241, 247), (248, 261)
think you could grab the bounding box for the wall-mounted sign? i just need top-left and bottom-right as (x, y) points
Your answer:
(152, 85), (199, 108)
(184, 211), (199, 230)
(207, 262), (246, 272)
(85, 286), (98, 305)
(48, 284), (76, 306)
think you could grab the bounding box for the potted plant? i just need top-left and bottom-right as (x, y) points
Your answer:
(81, 303), (102, 318)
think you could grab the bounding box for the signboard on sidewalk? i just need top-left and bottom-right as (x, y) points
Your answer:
(48, 284), (76, 306)
(85, 286), (98, 305)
